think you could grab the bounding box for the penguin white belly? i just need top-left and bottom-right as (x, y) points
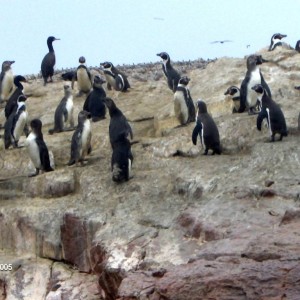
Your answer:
(105, 74), (117, 89)
(174, 92), (188, 124)
(65, 96), (74, 125)
(26, 133), (41, 168)
(1, 70), (14, 101)
(247, 68), (261, 107)
(81, 120), (91, 156)
(13, 111), (28, 141)
(77, 69), (92, 92)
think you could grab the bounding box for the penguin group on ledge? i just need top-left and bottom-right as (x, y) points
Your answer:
(0, 33), (299, 181)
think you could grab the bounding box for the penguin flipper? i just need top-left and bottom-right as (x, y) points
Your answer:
(261, 74), (272, 98)
(36, 139), (53, 172)
(83, 93), (91, 113)
(192, 122), (202, 145)
(257, 109), (268, 131)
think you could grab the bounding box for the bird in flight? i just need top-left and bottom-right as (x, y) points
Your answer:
(210, 40), (233, 44)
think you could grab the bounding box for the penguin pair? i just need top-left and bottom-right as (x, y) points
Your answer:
(68, 110), (92, 166)
(240, 55), (271, 114)
(104, 97), (133, 182)
(157, 52), (181, 93)
(72, 56), (93, 96)
(173, 76), (196, 125)
(26, 119), (54, 176)
(100, 62), (130, 92)
(252, 84), (288, 142)
(4, 95), (29, 149)
(0, 60), (15, 104)
(83, 75), (107, 122)
(41, 36), (60, 86)
(48, 85), (74, 134)
(224, 86), (241, 113)
(192, 100), (221, 155)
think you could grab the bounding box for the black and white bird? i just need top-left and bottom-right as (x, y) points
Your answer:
(0, 60), (15, 103)
(224, 86), (241, 113)
(268, 33), (288, 51)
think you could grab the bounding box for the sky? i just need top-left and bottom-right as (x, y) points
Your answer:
(0, 0), (300, 75)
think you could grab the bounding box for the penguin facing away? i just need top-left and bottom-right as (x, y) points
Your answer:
(83, 75), (107, 122)
(268, 33), (288, 51)
(104, 97), (133, 147)
(48, 85), (74, 134)
(252, 84), (288, 142)
(41, 36), (60, 86)
(224, 85), (241, 113)
(4, 94), (29, 149)
(68, 110), (92, 166)
(192, 100), (221, 155)
(100, 62), (130, 92)
(0, 60), (15, 103)
(240, 55), (271, 114)
(156, 52), (181, 93)
(26, 119), (54, 177)
(173, 76), (196, 125)
(72, 56), (93, 96)
(5, 75), (27, 119)
(295, 40), (300, 53)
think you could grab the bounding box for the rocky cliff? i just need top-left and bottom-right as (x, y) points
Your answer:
(0, 47), (299, 300)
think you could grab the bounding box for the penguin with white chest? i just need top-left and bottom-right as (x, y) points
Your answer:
(240, 55), (271, 114)
(72, 56), (92, 96)
(173, 76), (195, 125)
(224, 86), (241, 113)
(4, 94), (29, 149)
(192, 100), (221, 155)
(48, 85), (74, 134)
(100, 62), (130, 92)
(26, 119), (54, 177)
(0, 60), (15, 103)
(157, 52), (181, 93)
(268, 33), (289, 51)
(68, 110), (92, 166)
(252, 84), (288, 142)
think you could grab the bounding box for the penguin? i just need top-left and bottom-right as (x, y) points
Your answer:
(25, 119), (54, 177)
(100, 62), (130, 92)
(61, 71), (76, 81)
(5, 75), (27, 119)
(104, 97), (133, 147)
(72, 56), (93, 96)
(83, 75), (107, 122)
(224, 86), (241, 113)
(156, 52), (181, 93)
(4, 94), (29, 149)
(111, 133), (133, 183)
(48, 85), (74, 134)
(0, 60), (15, 103)
(295, 40), (300, 53)
(173, 76), (195, 125)
(68, 110), (92, 166)
(240, 55), (271, 114)
(41, 36), (60, 86)
(268, 33), (288, 51)
(192, 100), (221, 155)
(252, 84), (288, 142)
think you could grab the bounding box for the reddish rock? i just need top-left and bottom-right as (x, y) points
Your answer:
(280, 209), (300, 225)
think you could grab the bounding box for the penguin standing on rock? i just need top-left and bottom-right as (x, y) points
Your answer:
(72, 56), (93, 96)
(240, 55), (271, 114)
(252, 84), (288, 142)
(48, 85), (74, 134)
(4, 95), (29, 149)
(83, 75), (107, 122)
(41, 36), (60, 86)
(192, 100), (221, 155)
(26, 119), (54, 177)
(268, 33), (288, 51)
(68, 110), (92, 166)
(173, 76), (195, 125)
(224, 85), (241, 113)
(157, 52), (181, 93)
(5, 75), (27, 119)
(0, 60), (15, 103)
(100, 62), (130, 92)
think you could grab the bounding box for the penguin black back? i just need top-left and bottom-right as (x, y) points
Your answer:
(295, 40), (300, 53)
(41, 36), (60, 86)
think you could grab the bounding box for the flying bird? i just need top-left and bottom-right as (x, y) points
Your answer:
(210, 40), (233, 44)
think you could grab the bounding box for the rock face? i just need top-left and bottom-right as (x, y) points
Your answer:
(0, 48), (300, 299)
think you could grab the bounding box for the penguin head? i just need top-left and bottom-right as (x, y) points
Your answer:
(63, 85), (72, 93)
(17, 95), (27, 103)
(93, 75), (106, 86)
(2, 60), (15, 71)
(78, 110), (91, 123)
(47, 36), (60, 43)
(251, 84), (264, 94)
(14, 75), (27, 85)
(246, 55), (268, 69)
(156, 52), (170, 61)
(30, 118), (42, 133)
(295, 40), (300, 52)
(100, 62), (113, 71)
(103, 97), (118, 115)
(269, 33), (287, 51)
(196, 100), (208, 114)
(79, 56), (86, 64)
(224, 86), (240, 96)
(178, 76), (190, 86)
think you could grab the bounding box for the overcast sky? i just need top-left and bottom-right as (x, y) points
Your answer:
(1, 0), (299, 75)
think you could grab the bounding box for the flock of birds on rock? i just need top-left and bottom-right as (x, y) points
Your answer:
(0, 33), (299, 182)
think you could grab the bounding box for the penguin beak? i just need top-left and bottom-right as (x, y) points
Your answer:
(280, 34), (287, 39)
(54, 38), (60, 41)
(224, 90), (229, 95)
(10, 61), (15, 65)
(156, 53), (162, 58)
(261, 57), (268, 63)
